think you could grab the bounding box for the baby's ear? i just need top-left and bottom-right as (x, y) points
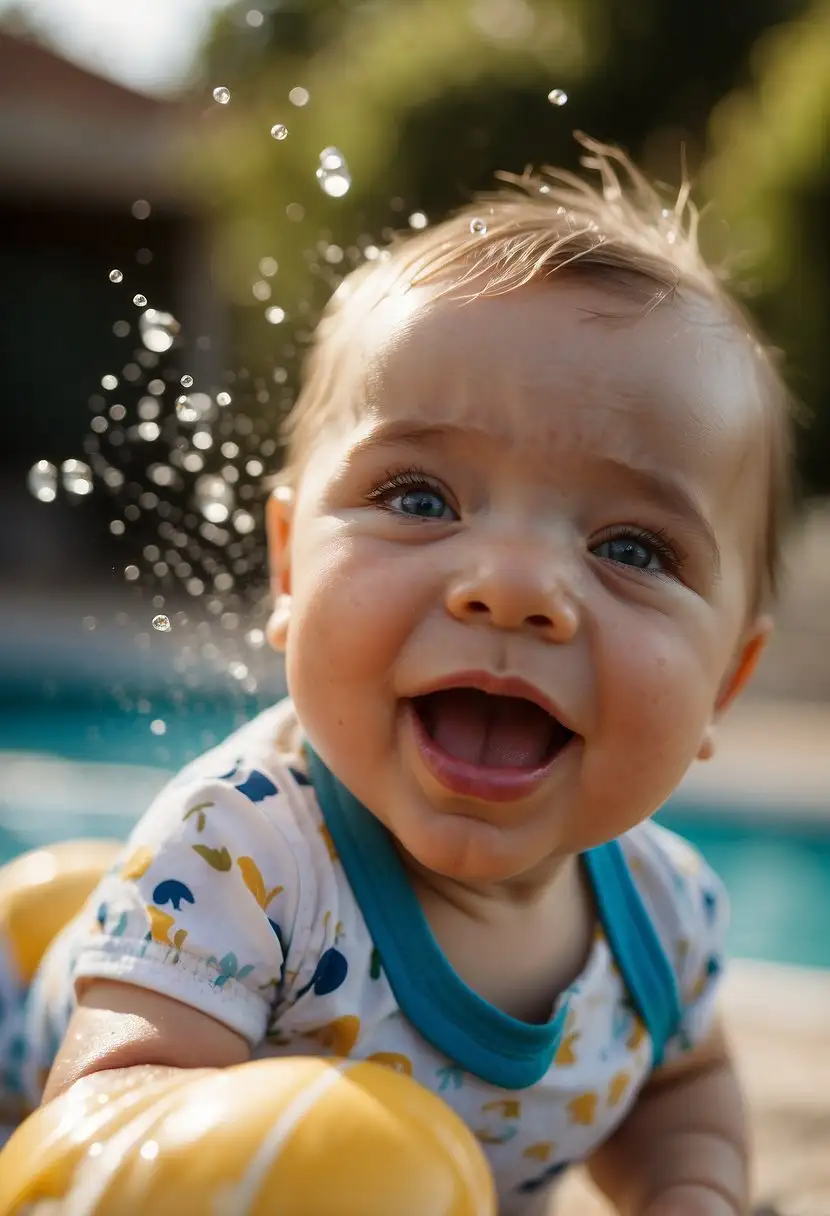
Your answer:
(266, 486), (294, 653)
(697, 616), (772, 761)
(266, 485), (293, 598)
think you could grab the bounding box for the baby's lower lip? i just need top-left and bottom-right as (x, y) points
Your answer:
(403, 701), (571, 804)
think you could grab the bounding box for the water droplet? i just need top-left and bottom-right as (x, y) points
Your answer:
(469, 218), (488, 236)
(61, 459), (93, 496)
(252, 280), (271, 301)
(195, 474), (234, 524)
(139, 308), (179, 354)
(150, 719), (167, 736)
(316, 147), (351, 198)
(89, 1142), (103, 1158)
(246, 8), (263, 25)
(140, 1140), (160, 1161)
(265, 306), (285, 325)
(113, 320), (130, 337)
(259, 257), (278, 277)
(138, 421), (160, 442)
(101, 374), (118, 391)
(176, 393), (212, 424)
(124, 565), (140, 581)
(180, 374), (194, 388)
(229, 661), (249, 680)
(131, 199), (151, 220)
(270, 123), (288, 141)
(110, 519), (125, 535)
(216, 391), (232, 407)
(246, 628), (265, 649)
(408, 212), (428, 229)
(152, 614), (171, 632)
(233, 510), (256, 535)
(108, 269), (123, 283)
(213, 86), (231, 105)
(289, 86), (309, 107)
(133, 294), (147, 308)
(27, 461), (57, 502)
(548, 88), (568, 106)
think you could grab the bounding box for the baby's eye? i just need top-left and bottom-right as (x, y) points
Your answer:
(592, 534), (666, 572)
(388, 487), (457, 520)
(368, 471), (459, 521)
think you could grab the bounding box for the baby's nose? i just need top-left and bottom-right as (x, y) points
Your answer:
(445, 555), (580, 642)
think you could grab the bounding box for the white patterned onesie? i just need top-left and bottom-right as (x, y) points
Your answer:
(13, 700), (728, 1214)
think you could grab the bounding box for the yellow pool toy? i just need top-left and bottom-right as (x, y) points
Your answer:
(0, 839), (121, 984)
(0, 1056), (497, 1215)
(0, 842), (497, 1214)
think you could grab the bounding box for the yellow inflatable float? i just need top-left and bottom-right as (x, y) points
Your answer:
(0, 844), (497, 1216)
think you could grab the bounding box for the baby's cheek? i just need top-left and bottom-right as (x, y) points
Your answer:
(601, 635), (714, 774)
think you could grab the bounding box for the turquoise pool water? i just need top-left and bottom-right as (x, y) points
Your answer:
(2, 697), (829, 970)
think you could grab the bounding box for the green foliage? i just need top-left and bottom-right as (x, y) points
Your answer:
(703, 0), (830, 494)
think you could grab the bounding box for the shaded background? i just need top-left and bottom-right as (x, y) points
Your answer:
(0, 0), (829, 967)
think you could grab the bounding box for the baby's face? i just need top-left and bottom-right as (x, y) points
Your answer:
(274, 278), (769, 884)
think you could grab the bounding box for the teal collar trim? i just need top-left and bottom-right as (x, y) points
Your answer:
(304, 747), (681, 1087)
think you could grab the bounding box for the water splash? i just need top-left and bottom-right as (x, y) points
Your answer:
(180, 375), (194, 389)
(139, 309), (179, 354)
(195, 474), (235, 524)
(213, 86), (231, 105)
(548, 88), (568, 106)
(61, 459), (93, 496)
(316, 147), (351, 198)
(27, 460), (57, 503)
(133, 294), (148, 308)
(108, 269), (123, 284)
(152, 615), (172, 633)
(270, 124), (289, 141)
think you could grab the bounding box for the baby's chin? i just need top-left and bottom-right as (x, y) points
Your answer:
(387, 800), (567, 887)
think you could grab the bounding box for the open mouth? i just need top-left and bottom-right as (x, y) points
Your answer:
(409, 688), (575, 772)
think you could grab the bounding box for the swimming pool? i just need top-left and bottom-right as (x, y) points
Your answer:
(2, 694), (830, 970)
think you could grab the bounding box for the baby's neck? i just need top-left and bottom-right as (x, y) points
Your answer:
(400, 843), (581, 918)
(400, 847), (595, 1024)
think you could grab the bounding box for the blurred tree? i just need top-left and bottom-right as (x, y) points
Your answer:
(190, 0), (825, 492)
(703, 0), (830, 497)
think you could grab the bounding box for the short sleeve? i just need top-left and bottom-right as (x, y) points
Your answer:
(622, 822), (730, 1065)
(69, 761), (304, 1046)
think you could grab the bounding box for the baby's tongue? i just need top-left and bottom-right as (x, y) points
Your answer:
(426, 689), (553, 769)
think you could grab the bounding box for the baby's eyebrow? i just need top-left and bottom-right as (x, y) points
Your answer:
(351, 420), (487, 453)
(596, 457), (721, 575)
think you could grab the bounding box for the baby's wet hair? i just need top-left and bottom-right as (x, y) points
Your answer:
(278, 134), (796, 610)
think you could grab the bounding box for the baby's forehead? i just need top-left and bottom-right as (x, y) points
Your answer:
(356, 278), (762, 472)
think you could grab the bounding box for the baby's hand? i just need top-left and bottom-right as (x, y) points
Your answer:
(640, 1183), (744, 1216)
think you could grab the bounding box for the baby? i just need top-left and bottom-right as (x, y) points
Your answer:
(14, 137), (795, 1213)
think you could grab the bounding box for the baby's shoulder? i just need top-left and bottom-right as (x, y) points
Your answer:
(616, 818), (728, 961)
(135, 700), (329, 876)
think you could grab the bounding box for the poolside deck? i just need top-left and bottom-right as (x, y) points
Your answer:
(559, 959), (830, 1216)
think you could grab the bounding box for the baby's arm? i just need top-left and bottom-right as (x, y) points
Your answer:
(42, 979), (250, 1103)
(587, 1018), (747, 1215)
